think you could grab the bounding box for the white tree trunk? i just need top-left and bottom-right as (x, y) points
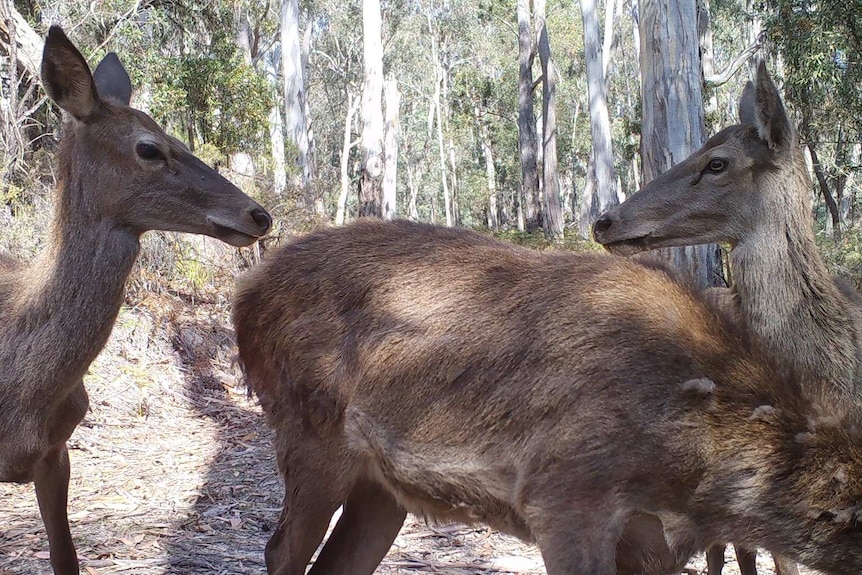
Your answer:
(517, 0), (541, 231)
(281, 0), (315, 210)
(360, 0), (385, 217)
(640, 0), (723, 287)
(601, 0), (616, 77)
(478, 106), (498, 230)
(580, 0), (619, 228)
(536, 0), (564, 240)
(336, 91), (360, 225)
(264, 49), (287, 196)
(382, 79), (400, 220)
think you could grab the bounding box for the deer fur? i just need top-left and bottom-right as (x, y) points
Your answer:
(234, 219), (862, 575)
(0, 27), (271, 575)
(592, 61), (860, 575)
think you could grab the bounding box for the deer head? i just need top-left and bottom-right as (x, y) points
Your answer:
(592, 61), (807, 255)
(41, 26), (271, 246)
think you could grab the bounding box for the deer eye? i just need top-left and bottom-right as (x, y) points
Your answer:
(707, 158), (728, 173)
(136, 142), (164, 161)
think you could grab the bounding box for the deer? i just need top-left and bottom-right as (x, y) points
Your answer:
(234, 218), (862, 575)
(0, 26), (271, 575)
(593, 61), (862, 575)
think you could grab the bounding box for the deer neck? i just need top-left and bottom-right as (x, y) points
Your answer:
(14, 180), (140, 399)
(731, 202), (862, 395)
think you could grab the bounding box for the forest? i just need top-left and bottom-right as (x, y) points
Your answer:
(0, 0), (859, 273)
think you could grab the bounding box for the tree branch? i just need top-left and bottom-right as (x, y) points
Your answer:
(704, 31), (765, 87)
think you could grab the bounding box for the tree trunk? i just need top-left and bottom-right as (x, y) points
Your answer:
(433, 76), (452, 226)
(0, 3), (40, 81)
(809, 141), (842, 240)
(602, 0), (617, 77)
(382, 78), (400, 220)
(536, 0), (564, 240)
(264, 48), (287, 196)
(336, 90), (360, 225)
(477, 105), (498, 231)
(281, 0), (317, 214)
(579, 0), (619, 227)
(639, 0), (724, 288)
(359, 0), (385, 218)
(517, 0), (541, 232)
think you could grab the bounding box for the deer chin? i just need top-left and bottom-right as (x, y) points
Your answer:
(601, 235), (656, 256)
(207, 218), (262, 247)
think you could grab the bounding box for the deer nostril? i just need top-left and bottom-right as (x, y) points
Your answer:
(250, 207), (273, 233)
(593, 215), (614, 236)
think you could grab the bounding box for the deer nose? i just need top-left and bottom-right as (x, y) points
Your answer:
(593, 214), (614, 237)
(250, 206), (273, 234)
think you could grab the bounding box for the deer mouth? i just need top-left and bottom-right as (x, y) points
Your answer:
(208, 218), (265, 248)
(600, 235), (656, 256)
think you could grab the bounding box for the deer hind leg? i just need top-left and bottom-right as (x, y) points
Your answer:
(773, 554), (799, 575)
(706, 544), (728, 575)
(265, 437), (355, 575)
(308, 480), (407, 575)
(527, 493), (625, 575)
(34, 444), (79, 575)
(734, 545), (758, 575)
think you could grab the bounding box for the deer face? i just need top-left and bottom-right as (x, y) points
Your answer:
(41, 26), (271, 247)
(593, 62), (800, 256)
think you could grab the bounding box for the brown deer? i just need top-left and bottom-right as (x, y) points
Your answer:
(234, 218), (862, 575)
(593, 62), (860, 575)
(1, 26), (271, 575)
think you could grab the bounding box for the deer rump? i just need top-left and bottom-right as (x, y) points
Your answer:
(234, 220), (783, 574)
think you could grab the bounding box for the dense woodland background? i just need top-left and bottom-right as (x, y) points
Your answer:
(0, 0), (860, 285)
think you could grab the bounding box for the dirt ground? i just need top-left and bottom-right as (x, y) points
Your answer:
(0, 289), (813, 575)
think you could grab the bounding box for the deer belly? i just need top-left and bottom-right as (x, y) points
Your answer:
(345, 407), (531, 539)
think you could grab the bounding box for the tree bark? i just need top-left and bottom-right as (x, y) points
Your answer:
(477, 105), (498, 230)
(580, 0), (619, 230)
(536, 0), (564, 240)
(0, 3), (40, 81)
(517, 0), (541, 232)
(336, 90), (360, 225)
(264, 48), (287, 196)
(382, 78), (400, 220)
(809, 141), (842, 240)
(359, 0), (385, 218)
(281, 0), (317, 214)
(640, 0), (724, 288)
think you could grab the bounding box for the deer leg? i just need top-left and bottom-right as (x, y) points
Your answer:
(34, 444), (79, 575)
(773, 554), (799, 575)
(734, 545), (758, 575)
(528, 495), (624, 575)
(706, 544), (727, 575)
(308, 481), (406, 575)
(265, 438), (354, 575)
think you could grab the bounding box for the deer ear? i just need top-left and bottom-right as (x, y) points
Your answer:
(41, 26), (101, 121)
(738, 81), (757, 126)
(752, 61), (794, 151)
(93, 52), (132, 106)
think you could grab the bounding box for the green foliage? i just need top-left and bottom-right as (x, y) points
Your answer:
(764, 0), (862, 133)
(817, 227), (862, 289)
(146, 44), (274, 155)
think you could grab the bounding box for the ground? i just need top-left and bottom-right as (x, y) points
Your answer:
(0, 288), (814, 575)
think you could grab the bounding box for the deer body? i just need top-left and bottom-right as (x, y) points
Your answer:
(234, 219), (862, 575)
(1, 27), (271, 575)
(592, 62), (862, 575)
